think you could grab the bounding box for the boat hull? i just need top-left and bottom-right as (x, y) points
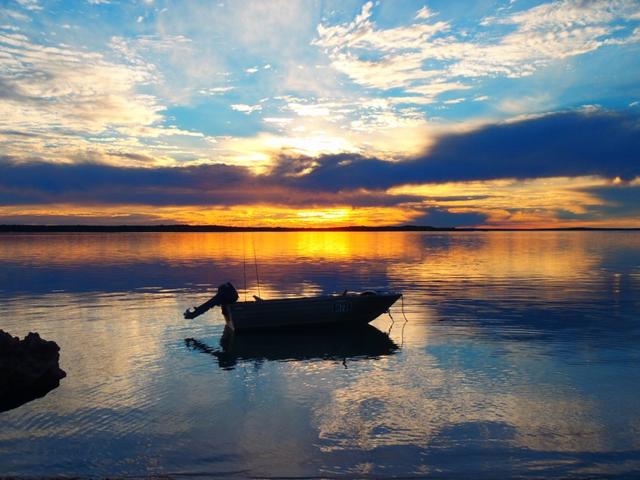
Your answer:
(222, 292), (401, 332)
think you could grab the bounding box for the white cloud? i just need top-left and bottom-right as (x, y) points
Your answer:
(327, 52), (439, 90)
(407, 82), (470, 98)
(316, 3), (448, 53)
(415, 6), (435, 20)
(114, 125), (204, 138)
(109, 34), (222, 104)
(263, 117), (292, 125)
(486, 0), (639, 31)
(0, 31), (196, 167)
(0, 32), (161, 135)
(199, 86), (234, 95)
(2, 9), (29, 21)
(287, 102), (332, 117)
(245, 66), (259, 74)
(498, 94), (553, 114)
(231, 103), (262, 114)
(314, 0), (640, 94)
(16, 0), (42, 11)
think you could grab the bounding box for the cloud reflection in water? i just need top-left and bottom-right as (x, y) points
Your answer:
(1, 231), (639, 478)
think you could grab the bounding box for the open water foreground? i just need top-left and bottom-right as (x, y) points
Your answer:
(1, 231), (639, 479)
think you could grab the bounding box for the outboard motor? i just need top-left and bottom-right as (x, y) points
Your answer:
(184, 282), (239, 319)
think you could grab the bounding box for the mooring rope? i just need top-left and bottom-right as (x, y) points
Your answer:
(388, 293), (409, 344)
(400, 293), (409, 346)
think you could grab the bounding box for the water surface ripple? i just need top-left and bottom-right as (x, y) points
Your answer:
(1, 231), (639, 478)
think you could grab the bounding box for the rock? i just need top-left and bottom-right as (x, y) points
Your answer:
(0, 330), (66, 412)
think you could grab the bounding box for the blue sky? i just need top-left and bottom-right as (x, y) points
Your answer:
(1, 0), (639, 226)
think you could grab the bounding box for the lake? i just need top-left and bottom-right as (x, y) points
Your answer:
(1, 231), (640, 478)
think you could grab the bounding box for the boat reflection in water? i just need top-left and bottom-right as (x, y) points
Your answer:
(185, 324), (399, 369)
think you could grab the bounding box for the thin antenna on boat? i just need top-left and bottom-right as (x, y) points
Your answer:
(252, 234), (262, 298)
(242, 233), (247, 302)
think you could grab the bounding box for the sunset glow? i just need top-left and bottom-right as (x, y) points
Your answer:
(1, 0), (639, 227)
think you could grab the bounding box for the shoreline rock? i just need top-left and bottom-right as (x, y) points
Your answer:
(0, 330), (66, 412)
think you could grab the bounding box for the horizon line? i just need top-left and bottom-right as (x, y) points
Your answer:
(1, 224), (640, 233)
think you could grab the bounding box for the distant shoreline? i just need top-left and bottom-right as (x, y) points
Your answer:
(1, 224), (639, 233)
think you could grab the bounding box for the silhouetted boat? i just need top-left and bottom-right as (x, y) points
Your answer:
(184, 282), (401, 332)
(185, 324), (399, 369)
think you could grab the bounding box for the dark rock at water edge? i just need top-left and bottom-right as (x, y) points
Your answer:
(0, 330), (66, 412)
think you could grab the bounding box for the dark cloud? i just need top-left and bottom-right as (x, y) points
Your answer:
(1, 109), (638, 222)
(0, 213), (178, 226)
(409, 208), (489, 228)
(585, 184), (640, 208)
(0, 160), (251, 196)
(108, 152), (159, 163)
(0, 130), (40, 138)
(0, 78), (27, 101)
(0, 158), (421, 208)
(423, 195), (492, 202)
(557, 184), (640, 221)
(284, 110), (640, 191)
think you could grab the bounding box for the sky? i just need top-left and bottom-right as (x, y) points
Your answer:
(1, 0), (639, 227)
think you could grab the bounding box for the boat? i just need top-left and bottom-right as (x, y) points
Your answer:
(184, 282), (401, 332)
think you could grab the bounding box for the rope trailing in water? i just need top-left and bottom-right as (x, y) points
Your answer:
(388, 293), (409, 343)
(400, 293), (409, 346)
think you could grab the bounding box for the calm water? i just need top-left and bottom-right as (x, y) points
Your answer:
(1, 231), (640, 478)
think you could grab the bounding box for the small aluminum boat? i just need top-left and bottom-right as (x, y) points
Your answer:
(184, 282), (401, 332)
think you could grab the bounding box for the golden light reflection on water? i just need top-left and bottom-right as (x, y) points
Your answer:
(386, 232), (600, 292)
(0, 230), (629, 304)
(0, 230), (603, 267)
(0, 231), (423, 265)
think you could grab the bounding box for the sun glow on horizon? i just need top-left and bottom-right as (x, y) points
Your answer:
(1, 1), (639, 227)
(1, 172), (639, 229)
